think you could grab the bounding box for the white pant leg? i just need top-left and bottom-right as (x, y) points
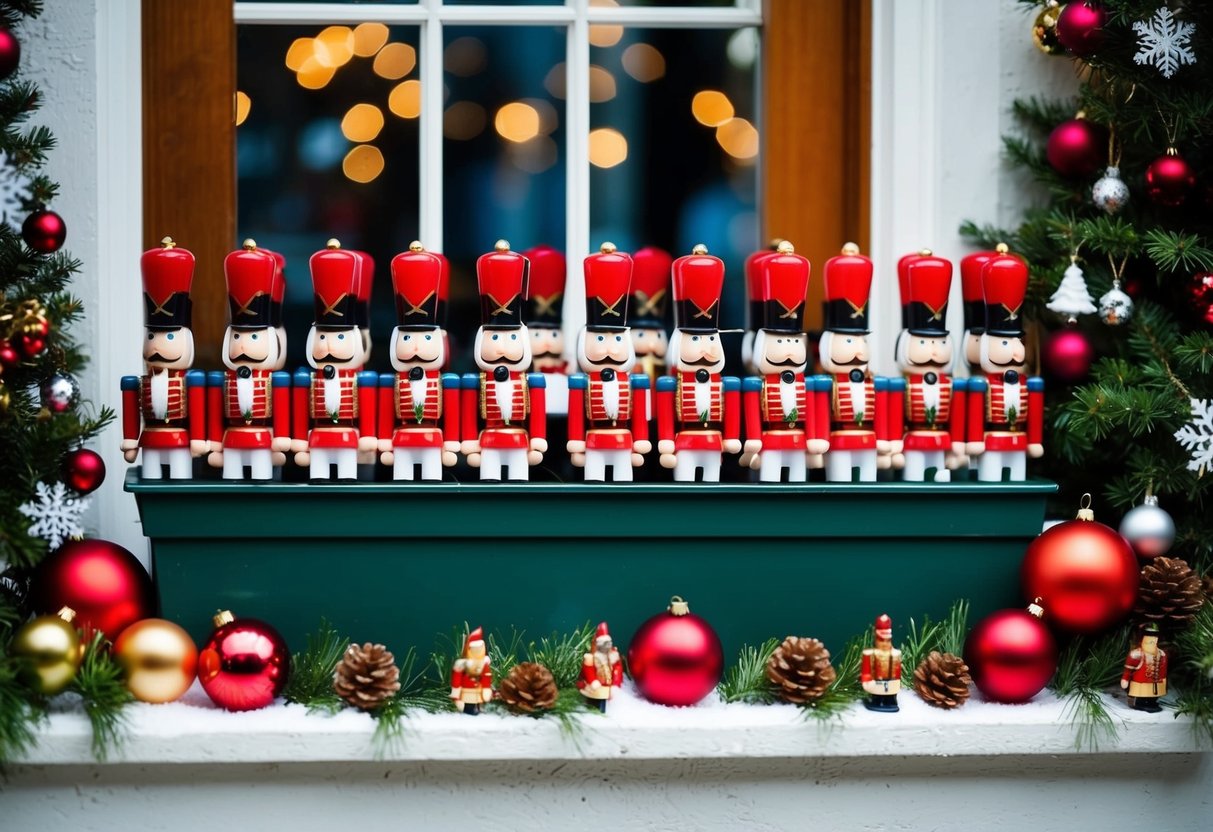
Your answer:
(759, 450), (783, 483)
(503, 447), (528, 481)
(699, 450), (721, 483)
(420, 447), (442, 481)
(1008, 451), (1026, 481)
(335, 449), (358, 480)
(393, 449), (415, 481)
(480, 449), (503, 480)
(825, 450), (852, 482)
(856, 449), (877, 482)
(310, 448), (330, 480)
(608, 449), (632, 482)
(926, 450), (949, 482)
(584, 449), (607, 482)
(903, 450), (926, 481)
(248, 449), (272, 480)
(168, 448), (192, 479)
(223, 448), (245, 479)
(977, 450), (1004, 482)
(673, 451), (697, 482)
(141, 449), (163, 479)
(786, 450), (807, 482)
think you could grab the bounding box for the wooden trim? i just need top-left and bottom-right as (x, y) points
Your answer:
(763, 0), (871, 331)
(142, 0), (236, 364)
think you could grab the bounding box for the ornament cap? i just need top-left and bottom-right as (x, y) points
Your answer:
(213, 609), (235, 627)
(242, 238), (257, 251)
(918, 248), (933, 257)
(840, 241), (860, 256)
(1142, 494), (1159, 507)
(495, 239), (510, 252)
(160, 236), (176, 249)
(1166, 146), (1179, 157)
(995, 242), (1009, 254)
(409, 240), (424, 252)
(1076, 492), (1095, 522)
(600, 241), (617, 254)
(668, 596), (690, 616)
(326, 238), (341, 250)
(1027, 598), (1045, 619)
(691, 243), (709, 256)
(775, 240), (795, 254)
(57, 606), (76, 623)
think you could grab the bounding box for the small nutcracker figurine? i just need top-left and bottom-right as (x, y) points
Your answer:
(654, 244), (741, 482)
(377, 242), (461, 481)
(291, 239), (378, 481)
(1121, 623), (1167, 713)
(741, 239), (784, 375)
(120, 237), (208, 479)
(460, 240), (547, 481)
(262, 248), (290, 371)
(628, 246), (673, 387)
(959, 248), (1003, 377)
(578, 621), (623, 712)
(861, 613), (902, 713)
(353, 246), (375, 362)
(819, 244), (899, 482)
(567, 243), (650, 481)
(524, 244), (570, 415)
(450, 626), (493, 716)
(894, 250), (966, 482)
(206, 239), (292, 480)
(965, 252), (1044, 482)
(740, 241), (825, 482)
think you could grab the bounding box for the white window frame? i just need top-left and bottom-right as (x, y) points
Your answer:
(234, 0), (763, 336)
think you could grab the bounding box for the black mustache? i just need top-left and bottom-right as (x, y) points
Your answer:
(588, 356), (628, 367)
(533, 351), (563, 360)
(147, 352), (174, 363)
(486, 355), (523, 365)
(766, 357), (803, 367)
(682, 356), (721, 367)
(833, 357), (868, 366)
(988, 357), (1022, 367)
(317, 354), (355, 364)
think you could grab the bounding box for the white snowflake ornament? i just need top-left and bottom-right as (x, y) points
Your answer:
(1175, 398), (1213, 476)
(1134, 8), (1196, 79)
(19, 481), (90, 550)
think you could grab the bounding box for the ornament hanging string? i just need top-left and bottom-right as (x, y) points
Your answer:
(1107, 252), (1129, 297)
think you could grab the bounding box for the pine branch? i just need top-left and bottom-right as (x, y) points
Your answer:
(0, 653), (46, 765)
(70, 631), (133, 762)
(1049, 629), (1130, 751)
(283, 619), (348, 714)
(718, 637), (779, 704)
(1141, 229), (1213, 273)
(527, 621), (594, 690)
(800, 635), (864, 721)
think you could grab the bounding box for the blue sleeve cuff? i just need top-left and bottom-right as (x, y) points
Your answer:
(356, 371), (378, 388)
(723, 376), (740, 392)
(742, 376), (762, 393)
(378, 372), (395, 387)
(527, 372), (547, 389)
(1027, 376), (1045, 392)
(120, 375), (139, 391)
(441, 372), (461, 389)
(656, 376), (676, 393)
(461, 373), (480, 390)
(272, 371), (291, 387)
(186, 370), (206, 387)
(293, 368), (312, 387)
(568, 373), (588, 390)
(889, 377), (906, 392)
(968, 376), (988, 393)
(206, 370), (225, 386)
(874, 377), (889, 392)
(953, 377), (969, 393)
(631, 373), (650, 390)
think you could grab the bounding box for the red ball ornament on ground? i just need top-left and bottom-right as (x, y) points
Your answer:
(63, 447), (106, 494)
(22, 208), (67, 253)
(628, 596), (723, 706)
(1056, 1), (1106, 57)
(1145, 149), (1196, 208)
(29, 538), (155, 641)
(0, 26), (20, 80)
(1046, 118), (1105, 178)
(1042, 327), (1094, 384)
(964, 602), (1058, 704)
(198, 610), (290, 711)
(1022, 495), (1139, 634)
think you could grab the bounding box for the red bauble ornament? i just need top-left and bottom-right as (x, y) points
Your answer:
(628, 596), (723, 706)
(1046, 118), (1105, 178)
(964, 603), (1058, 704)
(1190, 272), (1213, 326)
(15, 331), (46, 358)
(0, 338), (19, 369)
(22, 208), (67, 253)
(29, 538), (155, 641)
(0, 26), (19, 80)
(1056, 2), (1106, 57)
(1145, 149), (1196, 208)
(198, 610), (290, 711)
(1042, 327), (1094, 384)
(63, 448), (106, 495)
(1021, 496), (1139, 634)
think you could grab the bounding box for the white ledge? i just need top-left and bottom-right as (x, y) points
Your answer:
(16, 681), (1205, 765)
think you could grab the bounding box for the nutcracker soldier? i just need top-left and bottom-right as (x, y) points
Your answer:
(567, 243), (651, 481)
(291, 239), (378, 481)
(578, 621), (623, 712)
(740, 241), (825, 482)
(206, 239), (292, 480)
(741, 240), (784, 375)
(120, 237), (208, 479)
(460, 240), (547, 480)
(894, 250), (967, 482)
(525, 244), (570, 414)
(959, 247), (1004, 376)
(654, 245), (741, 482)
(263, 248), (289, 371)
(861, 613), (902, 713)
(819, 243), (899, 482)
(629, 246), (673, 387)
(450, 626), (493, 716)
(1121, 623), (1167, 713)
(435, 249), (453, 369)
(377, 242), (461, 481)
(353, 247), (375, 362)
(965, 253), (1044, 482)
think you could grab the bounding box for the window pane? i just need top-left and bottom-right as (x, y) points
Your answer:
(236, 24), (421, 373)
(443, 25), (566, 373)
(613, 1), (739, 6)
(443, 1), (562, 5)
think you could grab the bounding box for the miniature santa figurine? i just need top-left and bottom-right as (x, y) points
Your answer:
(1121, 623), (1167, 713)
(965, 252), (1044, 482)
(819, 243), (899, 482)
(460, 240), (547, 481)
(578, 621), (623, 712)
(524, 244), (570, 415)
(861, 613), (902, 713)
(377, 242), (461, 481)
(205, 239), (292, 480)
(740, 241), (825, 482)
(450, 626), (493, 716)
(628, 246), (673, 387)
(654, 244), (741, 482)
(291, 239), (378, 481)
(741, 240), (784, 375)
(120, 237), (208, 479)
(567, 243), (650, 481)
(894, 250), (967, 482)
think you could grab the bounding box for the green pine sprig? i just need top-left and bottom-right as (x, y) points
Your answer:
(283, 619), (348, 714)
(718, 637), (779, 705)
(0, 652), (46, 765)
(800, 635), (864, 721)
(1048, 628), (1130, 751)
(70, 631), (133, 762)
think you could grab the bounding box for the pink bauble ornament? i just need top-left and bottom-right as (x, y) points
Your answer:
(0, 26), (20, 80)
(1042, 327), (1094, 384)
(1047, 118), (1105, 178)
(1145, 149), (1195, 208)
(1056, 2), (1106, 57)
(22, 209), (67, 253)
(63, 447), (106, 495)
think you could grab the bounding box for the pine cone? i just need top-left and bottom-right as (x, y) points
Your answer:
(913, 651), (971, 709)
(498, 662), (559, 713)
(1201, 573), (1213, 603)
(766, 636), (837, 704)
(1135, 556), (1205, 631)
(333, 642), (401, 711)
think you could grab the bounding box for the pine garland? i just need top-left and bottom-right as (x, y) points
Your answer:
(1048, 628), (1131, 751)
(283, 619), (348, 714)
(70, 631), (133, 762)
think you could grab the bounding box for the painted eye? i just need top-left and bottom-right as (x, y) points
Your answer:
(919, 340), (925, 346)
(846, 338), (853, 344)
(251, 333), (258, 340)
(597, 335), (605, 342)
(166, 333), (174, 340)
(233, 333), (240, 340)
(615, 335), (622, 342)
(338, 333), (345, 340)
(147, 332), (154, 340)
(692, 336), (699, 342)
(1002, 340), (1009, 346)
(403, 334), (411, 341)
(320, 334), (326, 341)
(492, 334), (499, 341)
(511, 333), (518, 340)
(425, 334), (432, 341)
(709, 335), (716, 342)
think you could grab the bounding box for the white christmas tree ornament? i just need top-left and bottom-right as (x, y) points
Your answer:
(1046, 260), (1097, 317)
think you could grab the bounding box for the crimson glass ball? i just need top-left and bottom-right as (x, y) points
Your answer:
(1056, 2), (1106, 57)
(628, 599), (723, 707)
(63, 448), (106, 495)
(1046, 119), (1105, 178)
(22, 208), (67, 253)
(0, 338), (18, 368)
(198, 614), (290, 711)
(1042, 328), (1094, 384)
(964, 608), (1058, 704)
(0, 26), (19, 80)
(1145, 152), (1196, 208)
(30, 538), (155, 641)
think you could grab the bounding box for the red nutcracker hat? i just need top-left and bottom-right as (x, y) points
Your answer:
(583, 242), (632, 332)
(745, 240), (783, 334)
(351, 249), (375, 331)
(897, 250), (932, 330)
(391, 241), (443, 330)
(960, 247), (1004, 334)
(524, 244), (566, 327)
(435, 250), (451, 327)
(595, 621), (612, 645)
(224, 239), (281, 330)
(758, 241), (810, 333)
(902, 253), (953, 337)
(821, 242), (873, 334)
(262, 248), (287, 312)
(308, 238), (361, 330)
(141, 236), (195, 330)
(476, 239), (529, 329)
(874, 614), (893, 639)
(981, 253), (1028, 337)
(630, 246), (672, 329)
(463, 626), (486, 655)
(671, 244), (725, 333)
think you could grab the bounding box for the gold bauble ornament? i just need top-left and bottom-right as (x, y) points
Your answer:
(113, 618), (198, 703)
(0, 381), (10, 415)
(12, 607), (82, 695)
(1033, 2), (1066, 55)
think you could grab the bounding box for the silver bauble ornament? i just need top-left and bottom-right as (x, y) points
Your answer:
(1119, 495), (1175, 559)
(1092, 166), (1130, 215)
(41, 372), (80, 413)
(1098, 284), (1134, 326)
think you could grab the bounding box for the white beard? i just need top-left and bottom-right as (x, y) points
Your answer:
(324, 375), (342, 416)
(1003, 379), (1021, 415)
(150, 369), (169, 419)
(236, 374), (255, 415)
(848, 380), (867, 420)
(409, 375), (428, 410)
(921, 378), (941, 412)
(694, 379), (712, 417)
(778, 376), (798, 416)
(601, 377), (620, 420)
(495, 377), (515, 423)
